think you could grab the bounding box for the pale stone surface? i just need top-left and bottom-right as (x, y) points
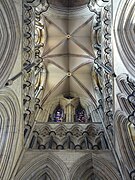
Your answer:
(0, 0), (134, 180)
(18, 149), (117, 171)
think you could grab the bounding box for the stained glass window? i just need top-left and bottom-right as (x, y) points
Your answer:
(75, 104), (87, 123)
(53, 105), (63, 122)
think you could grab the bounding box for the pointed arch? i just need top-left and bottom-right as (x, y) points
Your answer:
(0, 0), (20, 88)
(0, 88), (21, 180)
(116, 74), (134, 96)
(114, 110), (135, 174)
(15, 153), (69, 180)
(70, 153), (121, 180)
(114, 0), (135, 77)
(117, 93), (134, 115)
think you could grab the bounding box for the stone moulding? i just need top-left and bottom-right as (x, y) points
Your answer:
(15, 153), (69, 180)
(0, 87), (21, 180)
(114, 110), (135, 175)
(0, 0), (20, 88)
(114, 0), (135, 77)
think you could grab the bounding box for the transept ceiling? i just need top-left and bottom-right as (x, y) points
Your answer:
(40, 5), (97, 107)
(0, 0), (135, 180)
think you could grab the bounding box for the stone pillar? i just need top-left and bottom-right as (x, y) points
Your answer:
(67, 132), (71, 149)
(24, 124), (31, 142)
(98, 131), (108, 150)
(83, 131), (91, 149)
(106, 124), (113, 139)
(65, 104), (69, 122)
(66, 104), (72, 122)
(29, 131), (39, 148)
(71, 106), (75, 123)
(65, 132), (73, 149)
(48, 131), (56, 149)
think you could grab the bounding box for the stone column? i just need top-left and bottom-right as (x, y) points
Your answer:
(106, 124), (113, 139)
(66, 104), (72, 122)
(24, 124), (31, 142)
(98, 131), (108, 150)
(29, 131), (39, 148)
(48, 131), (56, 149)
(83, 131), (92, 149)
(65, 132), (73, 149)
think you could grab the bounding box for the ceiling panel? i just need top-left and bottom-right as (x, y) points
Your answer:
(41, 7), (96, 106)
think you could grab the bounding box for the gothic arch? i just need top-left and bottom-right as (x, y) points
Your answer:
(116, 74), (134, 96)
(15, 153), (69, 180)
(0, 88), (21, 180)
(117, 93), (134, 115)
(114, 0), (135, 77)
(79, 137), (93, 150)
(0, 0), (20, 88)
(114, 110), (135, 174)
(70, 154), (121, 180)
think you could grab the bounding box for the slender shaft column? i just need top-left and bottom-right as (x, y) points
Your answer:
(48, 131), (56, 149)
(29, 131), (39, 148)
(66, 132), (72, 149)
(98, 131), (108, 150)
(83, 132), (91, 149)
(24, 124), (31, 142)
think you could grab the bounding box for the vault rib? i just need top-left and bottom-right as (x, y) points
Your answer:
(44, 53), (91, 59)
(71, 16), (93, 36)
(72, 75), (96, 105)
(71, 61), (93, 73)
(41, 75), (68, 105)
(44, 16), (67, 35)
(71, 37), (94, 57)
(45, 59), (67, 73)
(43, 38), (66, 56)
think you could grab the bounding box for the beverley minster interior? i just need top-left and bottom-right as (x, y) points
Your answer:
(0, 0), (135, 179)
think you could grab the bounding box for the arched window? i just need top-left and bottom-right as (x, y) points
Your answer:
(75, 104), (87, 123)
(53, 105), (64, 122)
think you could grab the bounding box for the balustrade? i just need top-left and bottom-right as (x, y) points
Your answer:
(28, 124), (107, 150)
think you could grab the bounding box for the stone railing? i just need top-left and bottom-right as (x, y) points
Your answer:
(26, 123), (109, 150)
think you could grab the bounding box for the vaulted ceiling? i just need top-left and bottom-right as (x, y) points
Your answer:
(39, 3), (97, 108)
